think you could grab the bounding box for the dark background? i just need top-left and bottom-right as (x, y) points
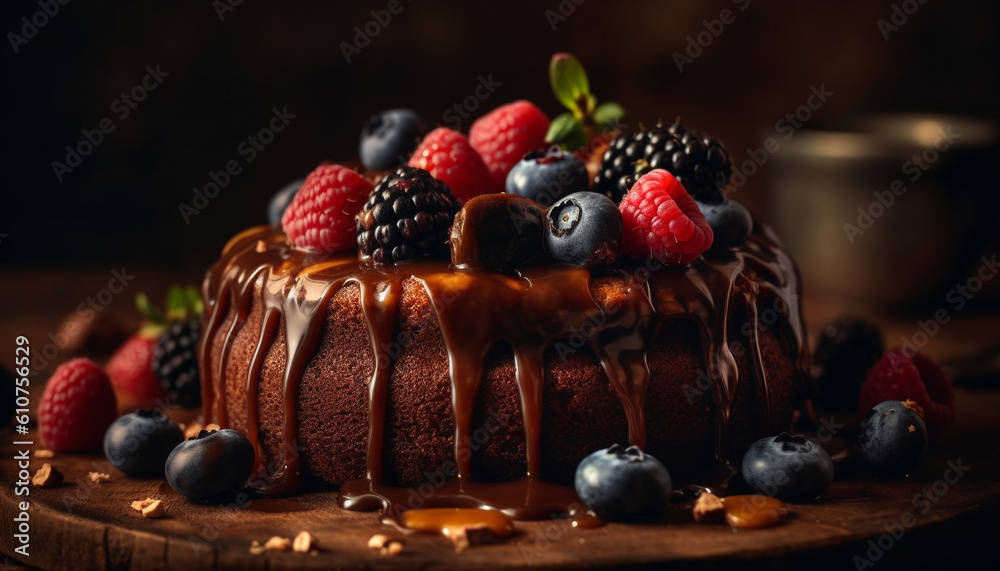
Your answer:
(2, 0), (998, 271)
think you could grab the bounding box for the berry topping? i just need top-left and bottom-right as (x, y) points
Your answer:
(450, 193), (546, 273)
(359, 109), (427, 170)
(38, 358), (117, 452)
(696, 198), (753, 251)
(545, 191), (622, 267)
(106, 334), (168, 412)
(859, 347), (954, 442)
(165, 428), (255, 501)
(357, 166), (460, 265)
(596, 120), (732, 204)
(859, 400), (928, 476)
(741, 433), (834, 502)
(267, 178), (304, 226)
(281, 164), (374, 254)
(505, 147), (589, 206)
(813, 315), (884, 411)
(104, 410), (184, 476)
(469, 100), (550, 190)
(574, 444), (673, 521)
(618, 169), (714, 265)
(153, 317), (202, 408)
(408, 127), (498, 203)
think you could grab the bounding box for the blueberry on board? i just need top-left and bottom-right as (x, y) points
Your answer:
(359, 109), (427, 170)
(574, 444), (673, 521)
(696, 198), (752, 250)
(505, 147), (589, 206)
(104, 410), (184, 476)
(859, 400), (928, 477)
(544, 192), (623, 267)
(268, 178), (304, 225)
(165, 428), (254, 501)
(741, 432), (834, 501)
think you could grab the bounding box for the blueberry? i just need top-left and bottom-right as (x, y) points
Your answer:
(742, 433), (834, 501)
(574, 444), (672, 521)
(165, 428), (254, 501)
(505, 147), (589, 206)
(103, 410), (184, 476)
(859, 400), (927, 476)
(544, 192), (623, 267)
(359, 109), (427, 170)
(696, 198), (752, 250)
(267, 178), (304, 225)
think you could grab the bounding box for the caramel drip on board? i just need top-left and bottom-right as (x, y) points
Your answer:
(198, 223), (808, 518)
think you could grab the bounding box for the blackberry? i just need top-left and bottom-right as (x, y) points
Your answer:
(356, 166), (460, 265)
(595, 120), (732, 203)
(152, 318), (201, 408)
(813, 315), (884, 410)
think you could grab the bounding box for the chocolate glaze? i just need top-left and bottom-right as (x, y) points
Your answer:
(199, 222), (808, 518)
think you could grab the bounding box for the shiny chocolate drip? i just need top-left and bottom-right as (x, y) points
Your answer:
(198, 221), (808, 518)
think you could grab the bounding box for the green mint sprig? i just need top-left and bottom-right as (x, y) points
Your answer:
(545, 53), (625, 152)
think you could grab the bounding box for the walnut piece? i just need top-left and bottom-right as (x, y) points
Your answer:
(693, 492), (725, 523)
(141, 499), (166, 519)
(264, 536), (292, 551)
(35, 449), (55, 459)
(380, 541), (403, 556)
(131, 498), (158, 511)
(32, 463), (63, 487)
(444, 524), (496, 552)
(88, 472), (111, 484)
(367, 534), (389, 549)
(248, 540), (266, 555)
(293, 531), (314, 553)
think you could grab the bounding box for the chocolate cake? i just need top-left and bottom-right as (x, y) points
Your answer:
(198, 220), (808, 515)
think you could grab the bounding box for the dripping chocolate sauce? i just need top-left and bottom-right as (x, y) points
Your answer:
(198, 223), (808, 519)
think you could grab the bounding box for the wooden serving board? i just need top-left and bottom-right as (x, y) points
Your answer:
(2, 387), (1000, 571)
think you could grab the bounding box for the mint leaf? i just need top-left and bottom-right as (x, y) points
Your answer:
(593, 102), (625, 130)
(184, 285), (204, 315)
(545, 112), (588, 151)
(550, 53), (591, 116)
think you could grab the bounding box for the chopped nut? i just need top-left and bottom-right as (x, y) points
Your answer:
(204, 423), (221, 432)
(367, 534), (389, 549)
(293, 531), (314, 553)
(183, 422), (204, 439)
(264, 536), (292, 551)
(909, 424), (916, 433)
(444, 525), (497, 552)
(256, 240), (268, 253)
(31, 463), (63, 487)
(131, 498), (158, 511)
(141, 499), (166, 519)
(88, 472), (111, 484)
(35, 449), (55, 459)
(380, 541), (403, 556)
(248, 540), (266, 555)
(902, 399), (925, 417)
(693, 492), (725, 523)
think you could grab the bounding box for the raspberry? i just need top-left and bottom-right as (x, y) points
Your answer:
(38, 358), (117, 452)
(859, 347), (955, 442)
(469, 101), (550, 191)
(356, 166), (460, 265)
(596, 121), (732, 204)
(281, 164), (374, 254)
(408, 127), (497, 203)
(107, 333), (169, 412)
(618, 169), (713, 265)
(152, 318), (202, 408)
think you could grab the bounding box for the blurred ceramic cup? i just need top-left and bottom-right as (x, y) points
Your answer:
(770, 114), (1000, 307)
